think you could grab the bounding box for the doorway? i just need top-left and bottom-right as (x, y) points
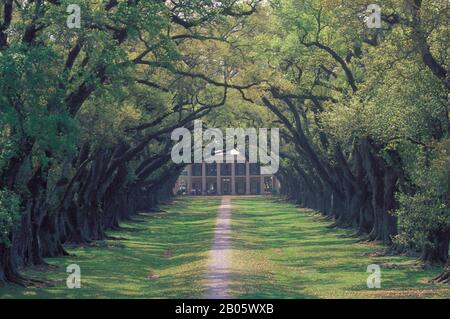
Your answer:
(221, 178), (231, 195)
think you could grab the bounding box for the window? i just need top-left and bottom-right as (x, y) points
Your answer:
(221, 163), (232, 176)
(206, 163), (217, 176)
(236, 163), (246, 176)
(250, 180), (260, 194)
(192, 164), (202, 176)
(249, 163), (260, 175)
(236, 181), (246, 194)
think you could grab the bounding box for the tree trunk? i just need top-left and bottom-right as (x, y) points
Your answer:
(422, 227), (450, 265)
(430, 259), (450, 284)
(0, 244), (23, 286)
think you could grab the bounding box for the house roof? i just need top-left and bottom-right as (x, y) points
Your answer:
(204, 148), (247, 162)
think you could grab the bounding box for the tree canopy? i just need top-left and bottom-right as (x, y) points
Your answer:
(0, 0), (449, 285)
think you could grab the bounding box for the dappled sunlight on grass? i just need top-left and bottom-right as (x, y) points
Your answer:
(0, 197), (221, 299)
(2, 196), (449, 299)
(229, 196), (450, 299)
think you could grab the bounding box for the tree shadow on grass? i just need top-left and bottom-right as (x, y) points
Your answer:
(0, 197), (222, 299)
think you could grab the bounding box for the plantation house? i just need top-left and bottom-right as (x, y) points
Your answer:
(174, 150), (280, 195)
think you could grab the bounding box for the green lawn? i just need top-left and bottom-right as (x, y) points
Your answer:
(1, 196), (449, 299)
(0, 197), (221, 299)
(229, 196), (450, 298)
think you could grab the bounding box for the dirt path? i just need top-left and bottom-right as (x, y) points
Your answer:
(205, 196), (232, 299)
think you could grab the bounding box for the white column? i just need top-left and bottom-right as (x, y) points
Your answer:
(231, 162), (236, 195)
(245, 162), (250, 195)
(202, 163), (206, 195)
(260, 175), (265, 194)
(187, 165), (192, 195)
(216, 162), (221, 195)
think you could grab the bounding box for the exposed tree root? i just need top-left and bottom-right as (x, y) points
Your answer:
(429, 268), (450, 284)
(326, 222), (339, 229)
(1, 272), (52, 288)
(105, 235), (128, 241)
(30, 263), (59, 272)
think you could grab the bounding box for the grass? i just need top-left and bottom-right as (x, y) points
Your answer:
(228, 196), (450, 298)
(1, 196), (449, 299)
(0, 197), (221, 299)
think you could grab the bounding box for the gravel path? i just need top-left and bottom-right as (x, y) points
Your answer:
(205, 196), (232, 299)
